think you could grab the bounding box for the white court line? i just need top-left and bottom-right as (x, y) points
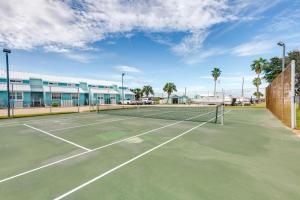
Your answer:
(0, 110), (217, 184)
(23, 124), (92, 151)
(48, 110), (174, 132)
(0, 113), (105, 127)
(53, 110), (231, 200)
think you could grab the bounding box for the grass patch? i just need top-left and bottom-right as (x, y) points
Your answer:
(226, 102), (266, 109)
(296, 105), (300, 129)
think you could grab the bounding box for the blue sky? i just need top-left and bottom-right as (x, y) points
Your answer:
(0, 0), (299, 96)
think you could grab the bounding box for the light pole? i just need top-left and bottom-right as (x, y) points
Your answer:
(121, 73), (125, 105)
(3, 49), (11, 117)
(277, 42), (285, 72)
(277, 42), (285, 121)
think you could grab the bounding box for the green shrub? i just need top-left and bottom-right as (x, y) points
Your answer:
(52, 102), (59, 107)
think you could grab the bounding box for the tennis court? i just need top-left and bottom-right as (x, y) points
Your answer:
(0, 107), (300, 200)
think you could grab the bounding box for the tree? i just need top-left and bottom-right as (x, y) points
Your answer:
(163, 82), (177, 104)
(130, 88), (143, 100)
(142, 85), (154, 98)
(211, 68), (221, 96)
(262, 57), (282, 83)
(251, 58), (267, 102)
(286, 50), (300, 109)
(253, 77), (262, 101)
(251, 57), (268, 78)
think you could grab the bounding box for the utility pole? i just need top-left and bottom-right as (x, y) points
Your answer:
(277, 42), (285, 120)
(241, 77), (244, 106)
(3, 49), (11, 117)
(121, 73), (125, 106)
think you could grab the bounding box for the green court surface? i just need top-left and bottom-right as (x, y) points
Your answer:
(0, 108), (300, 200)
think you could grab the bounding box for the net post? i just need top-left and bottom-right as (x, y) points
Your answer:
(291, 60), (296, 129)
(221, 88), (225, 125)
(215, 105), (219, 123)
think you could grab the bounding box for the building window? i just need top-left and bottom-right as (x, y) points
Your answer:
(67, 83), (76, 87)
(10, 92), (23, 100)
(97, 94), (104, 100)
(72, 94), (79, 100)
(52, 93), (61, 100)
(10, 79), (22, 83)
(49, 82), (58, 86)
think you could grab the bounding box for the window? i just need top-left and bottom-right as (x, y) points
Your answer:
(72, 94), (79, 100)
(10, 79), (22, 83)
(97, 94), (104, 100)
(49, 82), (58, 86)
(10, 92), (23, 100)
(67, 83), (75, 87)
(52, 93), (61, 100)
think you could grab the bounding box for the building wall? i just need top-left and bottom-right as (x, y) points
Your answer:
(0, 91), (7, 107)
(0, 75), (134, 108)
(23, 92), (31, 107)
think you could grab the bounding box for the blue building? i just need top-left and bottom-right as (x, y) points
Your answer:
(0, 69), (134, 108)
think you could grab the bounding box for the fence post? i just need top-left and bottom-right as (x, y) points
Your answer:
(77, 87), (80, 113)
(50, 85), (52, 113)
(291, 60), (296, 129)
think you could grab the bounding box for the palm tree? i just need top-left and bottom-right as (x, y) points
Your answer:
(163, 82), (177, 104)
(253, 77), (262, 101)
(251, 58), (267, 102)
(251, 57), (268, 78)
(130, 88), (143, 100)
(211, 68), (221, 96)
(142, 85), (154, 98)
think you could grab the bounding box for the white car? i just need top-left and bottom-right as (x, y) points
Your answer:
(141, 98), (154, 104)
(121, 99), (132, 104)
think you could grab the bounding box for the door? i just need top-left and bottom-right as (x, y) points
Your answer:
(31, 92), (44, 107)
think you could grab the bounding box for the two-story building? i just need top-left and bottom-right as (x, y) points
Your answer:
(0, 69), (134, 108)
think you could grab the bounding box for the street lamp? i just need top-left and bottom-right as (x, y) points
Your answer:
(277, 41), (285, 72)
(121, 73), (125, 105)
(277, 42), (285, 121)
(3, 49), (11, 117)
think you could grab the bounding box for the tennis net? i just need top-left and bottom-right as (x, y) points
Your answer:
(97, 104), (224, 123)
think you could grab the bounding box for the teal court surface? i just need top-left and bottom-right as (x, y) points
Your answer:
(0, 107), (300, 200)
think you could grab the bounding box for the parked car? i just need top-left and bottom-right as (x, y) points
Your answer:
(121, 99), (133, 105)
(141, 98), (154, 105)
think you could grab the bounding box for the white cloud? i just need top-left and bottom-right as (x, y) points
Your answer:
(232, 40), (275, 57)
(115, 65), (141, 73)
(183, 48), (227, 64)
(0, 0), (231, 52)
(64, 53), (94, 63)
(0, 0), (288, 63)
(172, 31), (209, 56)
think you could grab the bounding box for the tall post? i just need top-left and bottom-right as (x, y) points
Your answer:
(11, 83), (14, 117)
(77, 87), (80, 113)
(291, 60), (296, 129)
(241, 77), (244, 106)
(222, 88), (224, 125)
(277, 42), (285, 121)
(3, 49), (11, 117)
(49, 85), (52, 113)
(121, 73), (125, 106)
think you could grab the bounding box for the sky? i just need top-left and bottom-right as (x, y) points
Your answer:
(0, 0), (300, 96)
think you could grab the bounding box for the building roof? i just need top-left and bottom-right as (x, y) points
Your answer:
(0, 83), (31, 92)
(0, 69), (120, 86)
(43, 86), (86, 94)
(90, 88), (119, 95)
